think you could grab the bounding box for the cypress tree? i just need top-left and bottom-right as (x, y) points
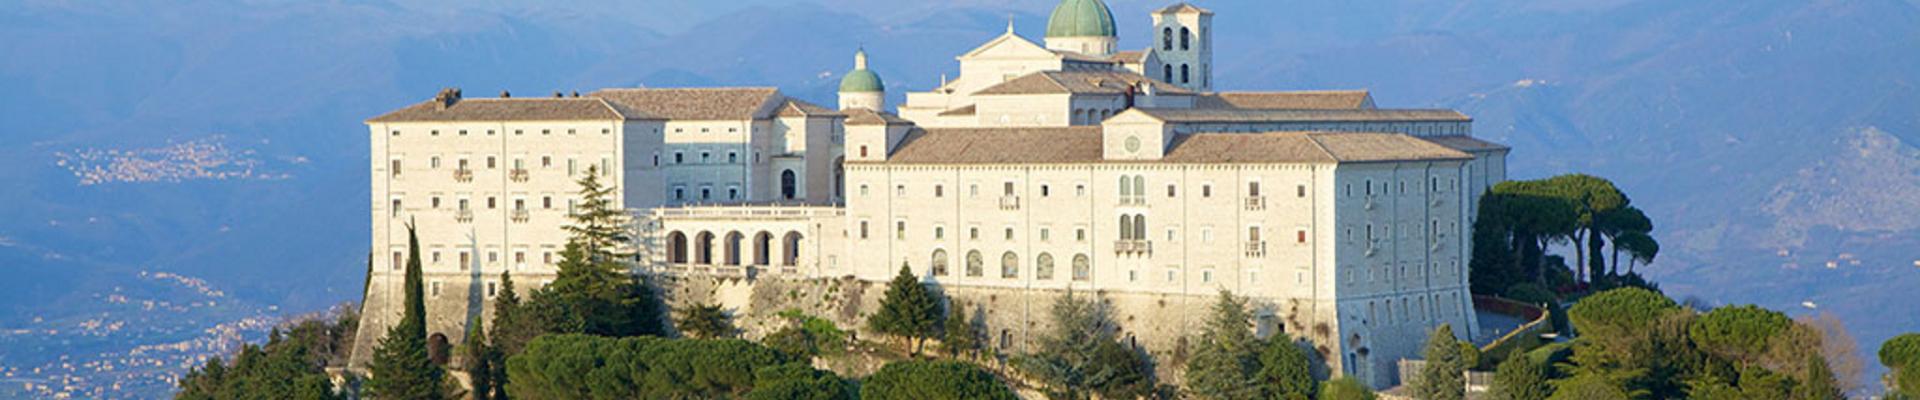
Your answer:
(941, 301), (977, 359)
(867, 264), (941, 355)
(1413, 324), (1467, 400)
(1794, 353), (1842, 400)
(462, 323), (493, 400)
(367, 223), (447, 399)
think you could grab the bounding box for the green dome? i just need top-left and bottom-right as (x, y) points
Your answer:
(839, 69), (884, 93)
(1045, 0), (1117, 38)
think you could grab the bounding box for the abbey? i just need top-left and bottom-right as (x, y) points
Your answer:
(353, 1), (1508, 388)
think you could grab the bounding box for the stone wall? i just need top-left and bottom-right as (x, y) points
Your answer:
(660, 273), (1341, 384)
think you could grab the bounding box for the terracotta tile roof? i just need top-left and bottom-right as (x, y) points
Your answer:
(1419, 135), (1510, 152)
(845, 108), (912, 125)
(775, 98), (843, 118)
(975, 71), (1193, 96)
(1196, 90), (1374, 110)
(1303, 132), (1474, 162)
(367, 97), (629, 123)
(588, 87), (784, 120)
(1112, 50), (1147, 63)
(877, 128), (1470, 165)
(1133, 108), (1470, 123)
(884, 127), (1106, 164)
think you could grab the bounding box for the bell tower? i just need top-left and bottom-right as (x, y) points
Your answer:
(1150, 3), (1213, 92)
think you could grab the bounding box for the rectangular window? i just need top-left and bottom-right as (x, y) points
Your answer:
(1076, 228), (1087, 241)
(1041, 185), (1050, 197)
(1202, 185), (1212, 198)
(1167, 184), (1176, 197)
(1040, 228), (1051, 242)
(1298, 184), (1307, 198)
(1298, 230), (1308, 243)
(390, 159), (402, 177)
(935, 185), (944, 197)
(430, 281), (441, 297)
(1003, 182), (1015, 196)
(970, 227), (980, 240)
(860, 221), (870, 239)
(1249, 181), (1261, 197)
(487, 282), (498, 297)
(392, 251), (404, 270)
(896, 221), (907, 240)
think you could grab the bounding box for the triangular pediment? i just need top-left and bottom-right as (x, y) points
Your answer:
(958, 32), (1060, 61)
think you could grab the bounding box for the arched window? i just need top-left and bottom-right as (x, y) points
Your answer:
(1119, 215), (1134, 240)
(1132, 176), (1146, 199)
(966, 250), (984, 277)
(1180, 27), (1192, 50)
(1133, 214), (1147, 241)
(1001, 251), (1019, 278)
(932, 249), (950, 276)
(782, 232), (803, 266)
(1181, 64), (1190, 84)
(1072, 254), (1090, 281)
(781, 170), (797, 199)
(1036, 253), (1055, 280)
(1162, 27), (1173, 50)
(1163, 64), (1174, 83)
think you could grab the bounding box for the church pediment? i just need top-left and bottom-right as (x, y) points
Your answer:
(958, 32), (1060, 61)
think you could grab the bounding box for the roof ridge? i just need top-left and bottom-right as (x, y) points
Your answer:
(1302, 133), (1339, 161)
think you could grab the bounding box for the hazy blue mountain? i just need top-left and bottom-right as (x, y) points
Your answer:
(0, 0), (1914, 397)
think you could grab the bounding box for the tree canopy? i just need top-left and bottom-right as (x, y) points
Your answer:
(867, 264), (942, 355)
(1413, 324), (1467, 400)
(1185, 291), (1263, 400)
(504, 334), (846, 399)
(1017, 292), (1154, 400)
(860, 360), (1018, 400)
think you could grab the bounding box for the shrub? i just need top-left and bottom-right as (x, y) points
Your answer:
(860, 360), (1017, 400)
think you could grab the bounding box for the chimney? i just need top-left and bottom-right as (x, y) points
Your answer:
(434, 87), (462, 110)
(500, 90), (511, 98)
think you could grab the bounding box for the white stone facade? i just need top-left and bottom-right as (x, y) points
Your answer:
(352, 0), (1511, 389)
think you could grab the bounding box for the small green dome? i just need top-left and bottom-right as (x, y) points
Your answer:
(1045, 0), (1117, 38)
(839, 69), (884, 93)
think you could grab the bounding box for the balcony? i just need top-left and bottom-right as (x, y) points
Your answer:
(455, 209), (474, 223)
(1119, 196), (1147, 207)
(1245, 196), (1267, 211)
(1245, 241), (1267, 258)
(1114, 239), (1153, 255)
(509, 168), (529, 182)
(999, 196), (1021, 211)
(510, 209), (530, 223)
(453, 168), (474, 182)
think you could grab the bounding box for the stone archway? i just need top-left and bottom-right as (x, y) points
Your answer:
(694, 231), (715, 265)
(666, 231), (688, 264)
(753, 231), (773, 266)
(781, 232), (804, 266)
(724, 231), (745, 266)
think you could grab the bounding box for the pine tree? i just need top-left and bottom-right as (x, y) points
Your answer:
(1489, 353), (1551, 400)
(462, 323), (493, 400)
(1258, 335), (1317, 400)
(867, 264), (942, 355)
(487, 272), (540, 357)
(674, 302), (734, 339)
(1413, 324), (1466, 400)
(367, 223), (447, 399)
(563, 166), (630, 260)
(941, 301), (978, 359)
(1185, 291), (1263, 400)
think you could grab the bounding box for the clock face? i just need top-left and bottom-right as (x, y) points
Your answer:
(1125, 136), (1141, 153)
